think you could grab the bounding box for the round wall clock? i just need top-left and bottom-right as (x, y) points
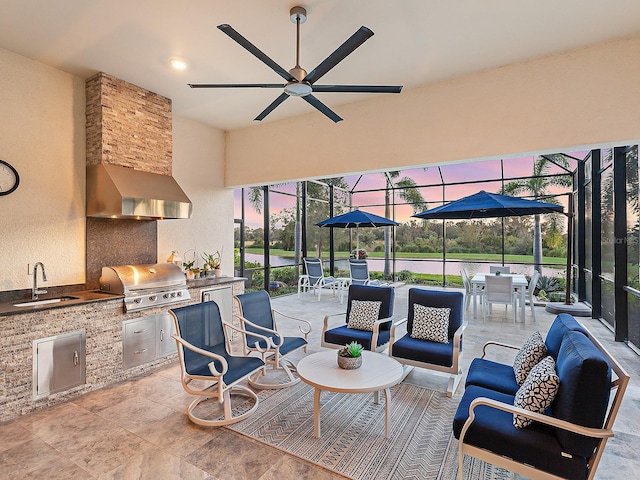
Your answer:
(0, 159), (20, 196)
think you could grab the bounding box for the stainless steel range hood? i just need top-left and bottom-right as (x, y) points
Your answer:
(86, 164), (192, 220)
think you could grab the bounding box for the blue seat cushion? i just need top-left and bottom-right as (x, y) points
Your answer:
(465, 358), (520, 395)
(324, 323), (391, 351)
(552, 330), (611, 457)
(453, 385), (587, 480)
(391, 334), (454, 367)
(249, 335), (307, 355)
(545, 314), (589, 359)
(186, 343), (264, 385)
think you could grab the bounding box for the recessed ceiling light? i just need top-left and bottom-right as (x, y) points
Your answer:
(169, 58), (187, 70)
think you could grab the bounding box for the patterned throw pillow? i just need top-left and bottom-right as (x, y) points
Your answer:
(410, 305), (451, 343)
(513, 356), (560, 428)
(513, 331), (547, 385)
(347, 300), (382, 331)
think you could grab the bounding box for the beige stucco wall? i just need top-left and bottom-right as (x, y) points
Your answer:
(0, 48), (231, 292)
(0, 47), (86, 291)
(225, 35), (640, 187)
(157, 116), (233, 275)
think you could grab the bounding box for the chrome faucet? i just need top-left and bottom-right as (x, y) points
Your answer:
(32, 262), (48, 299)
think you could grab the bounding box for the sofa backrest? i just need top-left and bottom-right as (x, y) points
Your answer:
(552, 330), (612, 457)
(545, 314), (589, 359)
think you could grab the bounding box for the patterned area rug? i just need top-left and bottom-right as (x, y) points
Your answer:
(225, 381), (517, 480)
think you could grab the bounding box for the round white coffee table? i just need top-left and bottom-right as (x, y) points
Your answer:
(297, 350), (404, 438)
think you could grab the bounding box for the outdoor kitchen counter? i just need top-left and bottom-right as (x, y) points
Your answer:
(186, 275), (246, 288)
(0, 290), (121, 317)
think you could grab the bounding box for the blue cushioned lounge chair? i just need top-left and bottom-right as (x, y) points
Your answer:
(169, 301), (266, 426)
(234, 290), (311, 389)
(322, 284), (395, 352)
(389, 288), (466, 397)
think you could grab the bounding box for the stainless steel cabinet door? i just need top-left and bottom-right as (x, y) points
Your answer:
(33, 330), (86, 399)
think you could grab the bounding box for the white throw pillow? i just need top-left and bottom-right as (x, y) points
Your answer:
(347, 300), (382, 331)
(513, 356), (560, 428)
(410, 305), (450, 343)
(513, 331), (547, 385)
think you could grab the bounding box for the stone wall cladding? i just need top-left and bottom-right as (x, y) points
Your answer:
(0, 280), (244, 422)
(85, 72), (172, 175)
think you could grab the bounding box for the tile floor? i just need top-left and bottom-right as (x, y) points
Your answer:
(1, 285), (638, 479)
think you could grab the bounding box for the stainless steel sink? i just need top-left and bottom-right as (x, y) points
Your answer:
(13, 296), (80, 307)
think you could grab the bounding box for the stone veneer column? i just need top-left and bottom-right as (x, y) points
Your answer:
(85, 72), (172, 174)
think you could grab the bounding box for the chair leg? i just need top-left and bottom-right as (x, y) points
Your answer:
(447, 369), (463, 398)
(530, 298), (537, 321)
(186, 385), (259, 427)
(248, 358), (300, 390)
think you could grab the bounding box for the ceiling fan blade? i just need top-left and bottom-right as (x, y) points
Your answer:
(312, 85), (403, 93)
(303, 26), (374, 85)
(255, 93), (289, 121)
(217, 24), (296, 82)
(302, 94), (343, 123)
(189, 83), (285, 89)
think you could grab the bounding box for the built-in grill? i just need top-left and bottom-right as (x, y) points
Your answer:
(99, 263), (190, 312)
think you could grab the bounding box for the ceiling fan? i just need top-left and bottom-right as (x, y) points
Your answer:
(188, 6), (402, 123)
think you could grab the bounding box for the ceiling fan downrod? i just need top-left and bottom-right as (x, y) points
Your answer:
(285, 6), (312, 96)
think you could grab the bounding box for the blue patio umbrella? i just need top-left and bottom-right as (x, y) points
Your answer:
(317, 209), (399, 252)
(413, 190), (573, 304)
(412, 190), (563, 220)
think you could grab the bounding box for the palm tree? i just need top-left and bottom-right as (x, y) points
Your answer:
(502, 154), (572, 273)
(382, 172), (428, 278)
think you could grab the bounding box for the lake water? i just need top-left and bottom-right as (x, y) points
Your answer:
(244, 253), (562, 277)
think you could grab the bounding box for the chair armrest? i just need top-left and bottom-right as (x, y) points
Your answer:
(234, 316), (280, 351)
(272, 308), (312, 337)
(389, 317), (408, 346)
(459, 397), (614, 449)
(452, 322), (467, 348)
(480, 341), (520, 359)
(323, 312), (348, 330)
(171, 334), (228, 376)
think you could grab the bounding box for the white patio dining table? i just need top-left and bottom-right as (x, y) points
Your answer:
(470, 273), (528, 321)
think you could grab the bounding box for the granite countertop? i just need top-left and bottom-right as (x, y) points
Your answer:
(0, 277), (246, 317)
(0, 290), (122, 317)
(186, 276), (246, 288)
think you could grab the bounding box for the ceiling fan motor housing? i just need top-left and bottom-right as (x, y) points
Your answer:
(290, 6), (307, 24)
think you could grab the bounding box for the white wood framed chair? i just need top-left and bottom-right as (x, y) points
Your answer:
(482, 275), (517, 322)
(234, 290), (311, 389)
(169, 301), (266, 427)
(322, 284), (395, 352)
(389, 288), (467, 397)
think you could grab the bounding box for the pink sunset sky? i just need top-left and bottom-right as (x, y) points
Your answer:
(235, 151), (587, 229)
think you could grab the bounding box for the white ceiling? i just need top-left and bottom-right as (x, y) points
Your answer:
(2, 0), (640, 131)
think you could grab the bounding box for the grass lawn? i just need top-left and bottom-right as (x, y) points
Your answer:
(245, 248), (566, 266)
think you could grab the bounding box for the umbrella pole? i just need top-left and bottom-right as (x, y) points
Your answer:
(564, 201), (574, 304)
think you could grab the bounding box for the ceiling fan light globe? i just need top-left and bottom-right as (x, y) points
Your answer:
(284, 82), (312, 97)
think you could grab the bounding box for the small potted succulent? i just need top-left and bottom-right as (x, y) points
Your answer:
(337, 342), (364, 369)
(183, 260), (196, 280)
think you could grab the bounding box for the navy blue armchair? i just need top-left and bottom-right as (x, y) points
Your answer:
(389, 288), (466, 397)
(322, 284), (395, 352)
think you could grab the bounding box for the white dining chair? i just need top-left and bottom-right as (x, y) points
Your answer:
(489, 265), (511, 274)
(524, 270), (540, 321)
(482, 275), (517, 323)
